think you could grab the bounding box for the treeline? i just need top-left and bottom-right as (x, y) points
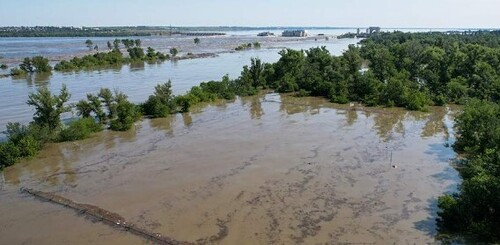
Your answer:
(0, 70), (264, 169)
(0, 26), (155, 37)
(437, 100), (500, 241)
(8, 39), (174, 74)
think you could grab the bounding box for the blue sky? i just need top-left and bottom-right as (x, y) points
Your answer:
(1, 0), (499, 28)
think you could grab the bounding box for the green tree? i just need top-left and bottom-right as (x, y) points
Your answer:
(438, 100), (500, 241)
(113, 39), (121, 50)
(127, 47), (145, 60)
(85, 39), (93, 51)
(19, 57), (34, 73)
(194, 38), (200, 44)
(134, 39), (142, 47)
(110, 91), (140, 131)
(170, 48), (178, 57)
(26, 84), (71, 130)
(31, 56), (52, 72)
(142, 81), (176, 118)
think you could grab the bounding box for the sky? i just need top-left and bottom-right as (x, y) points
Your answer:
(1, 0), (499, 28)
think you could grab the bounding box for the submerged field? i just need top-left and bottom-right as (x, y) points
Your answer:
(0, 94), (459, 244)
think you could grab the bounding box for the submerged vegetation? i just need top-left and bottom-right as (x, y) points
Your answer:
(54, 39), (170, 71)
(235, 42), (261, 51)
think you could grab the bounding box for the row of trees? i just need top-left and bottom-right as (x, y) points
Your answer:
(235, 42), (261, 51)
(437, 100), (500, 241)
(0, 85), (140, 168)
(53, 46), (170, 71)
(10, 56), (51, 76)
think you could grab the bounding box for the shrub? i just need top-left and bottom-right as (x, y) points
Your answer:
(10, 67), (26, 76)
(142, 81), (176, 118)
(27, 84), (71, 130)
(0, 142), (21, 169)
(0, 64), (7, 69)
(59, 118), (102, 142)
(110, 94), (141, 131)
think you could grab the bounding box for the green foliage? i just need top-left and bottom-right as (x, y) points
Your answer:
(109, 93), (141, 131)
(0, 64), (7, 69)
(0, 123), (46, 168)
(134, 39), (141, 47)
(59, 118), (102, 142)
(194, 37), (200, 44)
(20, 57), (34, 72)
(0, 142), (20, 168)
(10, 67), (26, 76)
(437, 100), (500, 242)
(142, 81), (176, 118)
(85, 39), (93, 50)
(169, 48), (178, 57)
(145, 47), (168, 62)
(127, 47), (145, 60)
(75, 94), (106, 123)
(235, 43), (257, 51)
(31, 56), (52, 72)
(54, 49), (124, 71)
(26, 84), (71, 130)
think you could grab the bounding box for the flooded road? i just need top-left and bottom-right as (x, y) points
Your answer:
(0, 94), (459, 244)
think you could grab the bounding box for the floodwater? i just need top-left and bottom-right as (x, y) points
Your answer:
(0, 37), (358, 132)
(0, 94), (460, 244)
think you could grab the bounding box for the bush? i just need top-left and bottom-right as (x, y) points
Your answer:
(404, 90), (430, 111)
(0, 64), (7, 69)
(10, 67), (26, 76)
(0, 142), (21, 169)
(142, 81), (176, 118)
(110, 96), (141, 131)
(59, 118), (102, 142)
(0, 123), (45, 168)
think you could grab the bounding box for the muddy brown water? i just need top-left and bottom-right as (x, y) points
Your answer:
(0, 94), (460, 244)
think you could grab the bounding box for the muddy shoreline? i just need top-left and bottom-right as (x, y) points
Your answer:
(0, 94), (459, 244)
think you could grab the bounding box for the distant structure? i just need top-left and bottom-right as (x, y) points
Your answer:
(367, 26), (381, 34)
(282, 30), (308, 37)
(338, 26), (382, 39)
(257, 31), (275, 37)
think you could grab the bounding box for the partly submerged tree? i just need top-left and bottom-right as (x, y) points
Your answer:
(85, 39), (93, 51)
(26, 84), (71, 130)
(169, 48), (178, 57)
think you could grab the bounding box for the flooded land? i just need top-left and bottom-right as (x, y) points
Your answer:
(0, 94), (460, 244)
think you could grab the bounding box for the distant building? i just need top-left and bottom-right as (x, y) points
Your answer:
(367, 27), (381, 34)
(257, 31), (275, 37)
(282, 30), (308, 37)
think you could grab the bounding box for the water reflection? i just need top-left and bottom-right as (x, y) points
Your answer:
(149, 116), (176, 135)
(130, 62), (145, 71)
(372, 109), (407, 142)
(241, 95), (264, 120)
(421, 107), (446, 138)
(279, 95), (323, 116)
(182, 113), (193, 127)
